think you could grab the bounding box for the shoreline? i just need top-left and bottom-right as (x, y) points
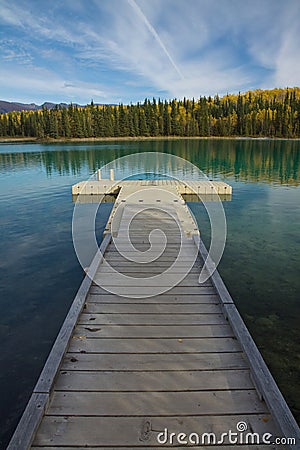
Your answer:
(0, 135), (300, 144)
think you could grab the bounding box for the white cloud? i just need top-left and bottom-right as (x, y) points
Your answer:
(0, 0), (299, 102)
(127, 0), (184, 79)
(82, 0), (256, 96)
(0, 0), (85, 46)
(0, 66), (108, 103)
(0, 39), (32, 64)
(0, 1), (22, 26)
(273, 2), (300, 87)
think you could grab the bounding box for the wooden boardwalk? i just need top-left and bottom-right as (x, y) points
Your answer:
(8, 180), (300, 449)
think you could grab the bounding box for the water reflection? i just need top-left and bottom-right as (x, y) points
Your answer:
(0, 139), (299, 185)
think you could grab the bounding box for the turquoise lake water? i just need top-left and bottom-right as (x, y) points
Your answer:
(0, 138), (299, 447)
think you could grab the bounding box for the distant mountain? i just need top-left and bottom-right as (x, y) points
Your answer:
(0, 100), (72, 114)
(0, 100), (116, 114)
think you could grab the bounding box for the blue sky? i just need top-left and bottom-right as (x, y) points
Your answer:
(0, 0), (299, 104)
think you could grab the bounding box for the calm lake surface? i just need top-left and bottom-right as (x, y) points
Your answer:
(0, 138), (299, 447)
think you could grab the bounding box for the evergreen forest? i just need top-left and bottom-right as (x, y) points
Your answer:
(0, 87), (299, 139)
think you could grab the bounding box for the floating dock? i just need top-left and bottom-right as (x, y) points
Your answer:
(71, 177), (232, 196)
(8, 178), (300, 449)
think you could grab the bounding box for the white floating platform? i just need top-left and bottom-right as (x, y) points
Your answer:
(72, 179), (232, 196)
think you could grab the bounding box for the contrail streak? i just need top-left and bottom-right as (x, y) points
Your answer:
(127, 0), (184, 79)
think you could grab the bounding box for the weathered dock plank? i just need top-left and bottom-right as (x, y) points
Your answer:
(32, 414), (278, 448)
(89, 285), (218, 295)
(84, 302), (221, 313)
(60, 352), (247, 371)
(67, 336), (241, 353)
(54, 368), (253, 391)
(46, 390), (267, 416)
(77, 312), (226, 325)
(73, 323), (235, 338)
(86, 293), (220, 303)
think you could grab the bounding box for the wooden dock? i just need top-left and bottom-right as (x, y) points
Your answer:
(8, 179), (300, 449)
(71, 177), (232, 196)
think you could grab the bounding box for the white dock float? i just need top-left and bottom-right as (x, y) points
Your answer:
(71, 178), (232, 196)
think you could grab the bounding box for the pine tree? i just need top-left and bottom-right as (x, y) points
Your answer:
(163, 101), (171, 135)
